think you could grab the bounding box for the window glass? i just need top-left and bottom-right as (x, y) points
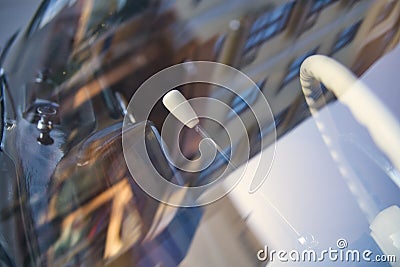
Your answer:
(244, 2), (294, 53)
(227, 78), (267, 120)
(281, 48), (318, 87)
(302, 0), (339, 32)
(331, 20), (362, 54)
(309, 0), (338, 15)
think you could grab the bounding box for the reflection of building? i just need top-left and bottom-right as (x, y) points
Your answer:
(178, 0), (400, 165)
(170, 2), (400, 264)
(30, 0), (400, 162)
(68, 0), (400, 182)
(352, 0), (400, 75)
(3, 0), (400, 266)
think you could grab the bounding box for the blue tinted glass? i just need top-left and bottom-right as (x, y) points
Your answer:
(254, 31), (264, 44)
(283, 48), (318, 86)
(310, 0), (337, 13)
(228, 80), (264, 119)
(332, 20), (362, 53)
(283, 68), (298, 84)
(290, 54), (308, 70)
(270, 5), (286, 21)
(245, 35), (256, 49)
(250, 1), (293, 34)
(251, 13), (269, 32)
(261, 24), (278, 40)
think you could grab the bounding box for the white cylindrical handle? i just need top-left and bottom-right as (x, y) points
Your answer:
(300, 55), (400, 172)
(163, 90), (199, 128)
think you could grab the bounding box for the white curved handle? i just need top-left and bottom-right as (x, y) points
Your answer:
(300, 55), (400, 172)
(163, 90), (199, 128)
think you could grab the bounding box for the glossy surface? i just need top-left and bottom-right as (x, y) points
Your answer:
(0, 0), (399, 266)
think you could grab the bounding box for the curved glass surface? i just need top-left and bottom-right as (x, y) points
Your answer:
(0, 0), (399, 266)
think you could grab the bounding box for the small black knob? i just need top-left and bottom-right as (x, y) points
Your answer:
(36, 105), (57, 145)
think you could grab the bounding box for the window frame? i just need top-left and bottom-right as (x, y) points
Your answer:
(243, 2), (295, 53)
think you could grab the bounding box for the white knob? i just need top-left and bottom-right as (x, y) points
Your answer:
(163, 90), (199, 128)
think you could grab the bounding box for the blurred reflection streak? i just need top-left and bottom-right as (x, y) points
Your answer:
(46, 179), (142, 265)
(63, 49), (151, 112)
(104, 182), (135, 258)
(47, 178), (125, 226)
(73, 0), (95, 49)
(1, 1), (399, 266)
(143, 187), (188, 242)
(343, 133), (400, 189)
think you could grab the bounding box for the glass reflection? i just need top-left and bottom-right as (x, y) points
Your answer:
(0, 0), (399, 266)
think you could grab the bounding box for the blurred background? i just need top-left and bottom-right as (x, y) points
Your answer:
(0, 1), (399, 266)
(0, 0), (41, 46)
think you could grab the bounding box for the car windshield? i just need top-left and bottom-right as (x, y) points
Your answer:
(1, 0), (399, 266)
